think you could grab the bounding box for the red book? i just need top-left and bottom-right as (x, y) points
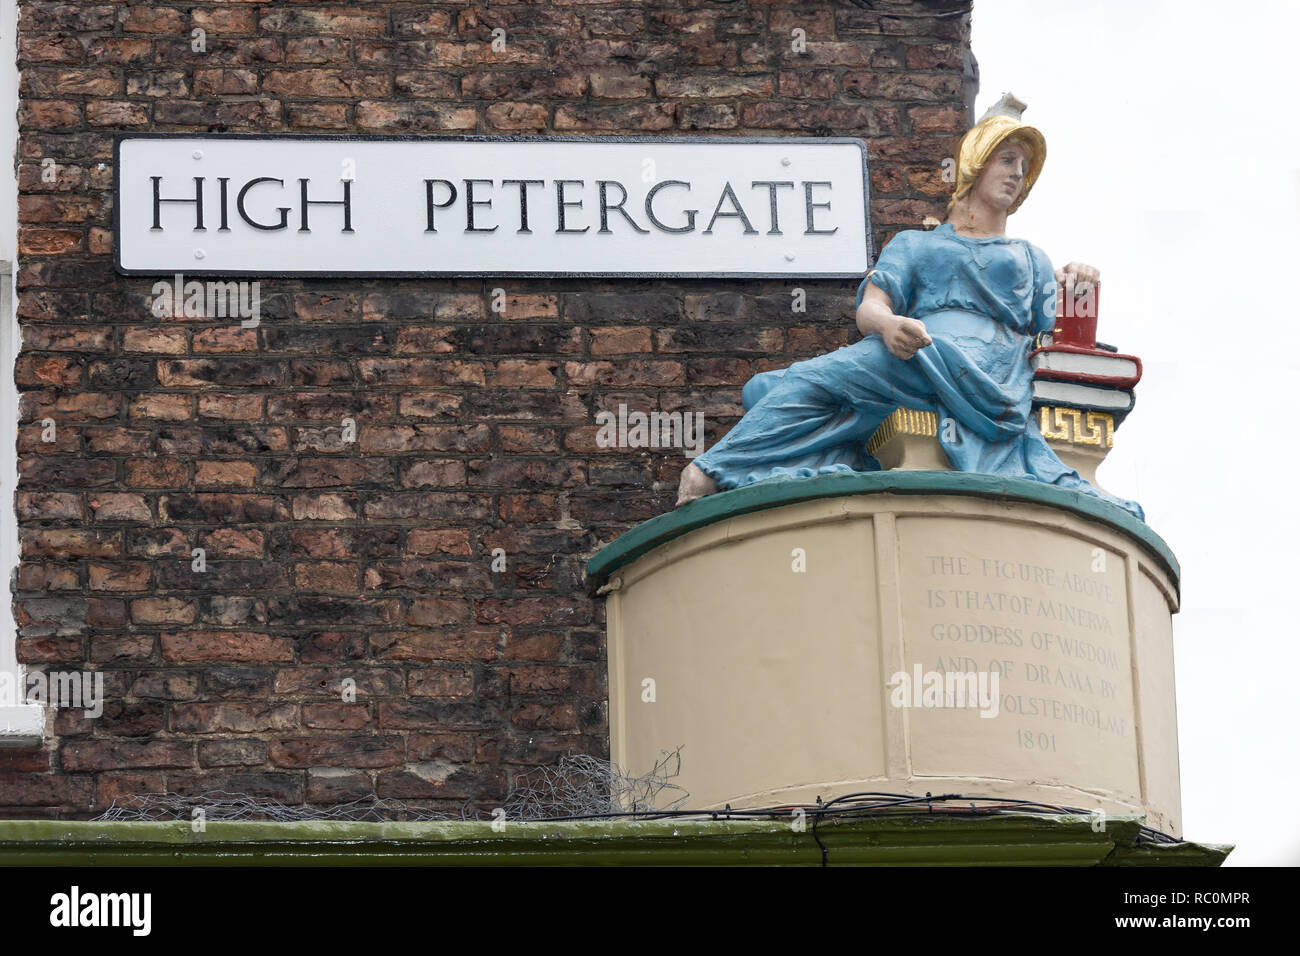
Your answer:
(1032, 282), (1142, 389)
(1055, 283), (1100, 347)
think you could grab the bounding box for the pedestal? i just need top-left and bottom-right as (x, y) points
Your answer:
(588, 472), (1183, 837)
(1036, 406), (1117, 486)
(864, 406), (1120, 489)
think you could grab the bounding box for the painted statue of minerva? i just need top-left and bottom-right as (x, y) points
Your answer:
(676, 94), (1143, 521)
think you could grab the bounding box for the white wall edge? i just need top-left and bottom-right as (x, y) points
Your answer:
(0, 704), (47, 745)
(2, 0), (31, 744)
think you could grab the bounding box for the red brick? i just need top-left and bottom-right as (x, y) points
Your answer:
(295, 561), (358, 593)
(407, 529), (472, 556)
(171, 703), (297, 734)
(89, 493), (150, 522)
(161, 632), (295, 663)
(7, 0), (974, 818)
(408, 667), (474, 698)
(269, 736), (404, 769)
(370, 630), (497, 662)
(60, 740), (194, 772)
(303, 704), (373, 731)
(131, 597), (196, 625)
(125, 459), (189, 487)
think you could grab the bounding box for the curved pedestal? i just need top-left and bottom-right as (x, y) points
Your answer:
(588, 473), (1183, 837)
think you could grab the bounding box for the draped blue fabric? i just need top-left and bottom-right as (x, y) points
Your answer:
(691, 223), (1145, 521)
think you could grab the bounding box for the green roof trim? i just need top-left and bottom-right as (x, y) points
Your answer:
(585, 471), (1180, 595)
(0, 814), (1228, 866)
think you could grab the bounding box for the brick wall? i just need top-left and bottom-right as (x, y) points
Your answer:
(5, 0), (974, 817)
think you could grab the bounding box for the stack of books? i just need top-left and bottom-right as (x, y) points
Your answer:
(1030, 287), (1141, 425)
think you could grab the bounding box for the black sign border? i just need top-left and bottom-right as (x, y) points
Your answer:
(112, 132), (874, 280)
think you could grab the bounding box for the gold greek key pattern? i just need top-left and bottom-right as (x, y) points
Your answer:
(1038, 406), (1114, 448)
(866, 408), (939, 456)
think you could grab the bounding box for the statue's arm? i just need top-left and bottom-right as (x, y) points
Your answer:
(856, 281), (932, 361)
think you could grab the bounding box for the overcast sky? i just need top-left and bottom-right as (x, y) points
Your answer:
(974, 0), (1299, 865)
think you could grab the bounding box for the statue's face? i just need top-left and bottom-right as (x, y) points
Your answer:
(973, 141), (1030, 212)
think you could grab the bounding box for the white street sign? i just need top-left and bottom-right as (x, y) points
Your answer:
(115, 134), (873, 278)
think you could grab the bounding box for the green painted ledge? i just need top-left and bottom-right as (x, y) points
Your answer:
(585, 472), (1179, 596)
(0, 815), (1229, 866)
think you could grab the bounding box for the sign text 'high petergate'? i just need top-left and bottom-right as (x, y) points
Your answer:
(115, 134), (873, 279)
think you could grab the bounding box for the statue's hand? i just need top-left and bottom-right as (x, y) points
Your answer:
(882, 315), (932, 361)
(1055, 261), (1100, 299)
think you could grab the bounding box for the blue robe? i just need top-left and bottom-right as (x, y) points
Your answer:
(690, 222), (1145, 521)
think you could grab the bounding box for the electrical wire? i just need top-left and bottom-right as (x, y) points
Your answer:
(497, 791), (1184, 847)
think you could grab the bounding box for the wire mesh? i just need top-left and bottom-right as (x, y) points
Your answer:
(88, 748), (1180, 846)
(92, 748), (689, 823)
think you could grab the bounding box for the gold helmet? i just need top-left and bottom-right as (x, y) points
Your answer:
(946, 92), (1046, 216)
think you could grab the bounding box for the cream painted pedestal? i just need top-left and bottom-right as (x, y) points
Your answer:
(588, 473), (1183, 837)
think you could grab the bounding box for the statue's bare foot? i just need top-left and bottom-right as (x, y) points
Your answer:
(676, 462), (718, 506)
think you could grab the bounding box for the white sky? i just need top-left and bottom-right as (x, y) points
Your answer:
(974, 0), (1300, 865)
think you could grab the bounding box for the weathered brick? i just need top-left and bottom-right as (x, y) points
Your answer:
(294, 561), (358, 593)
(274, 667), (403, 698)
(129, 670), (200, 699)
(21, 528), (120, 558)
(89, 631), (154, 663)
(370, 630), (497, 663)
(194, 461), (258, 488)
(89, 493), (150, 522)
(98, 700), (166, 737)
(302, 703), (373, 731)
(306, 767), (374, 802)
(406, 596), (474, 628)
(8, 0), (972, 819)
(60, 740), (194, 772)
(166, 772), (303, 803)
(93, 772), (165, 809)
(161, 631), (295, 663)
(171, 703), (297, 734)
(17, 492), (82, 521)
(199, 739), (268, 768)
(408, 667), (474, 698)
(375, 764), (505, 801)
(0, 773), (94, 807)
(129, 394), (192, 421)
(198, 528), (266, 557)
(271, 736), (404, 769)
(476, 598), (592, 628)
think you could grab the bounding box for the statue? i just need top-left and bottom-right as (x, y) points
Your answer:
(676, 94), (1144, 521)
